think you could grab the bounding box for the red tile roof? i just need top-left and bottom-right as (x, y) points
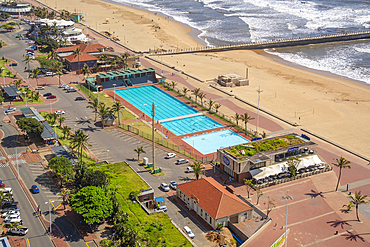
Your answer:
(177, 177), (252, 219)
(54, 42), (106, 53)
(64, 52), (97, 63)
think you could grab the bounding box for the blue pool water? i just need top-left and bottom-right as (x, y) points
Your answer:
(183, 129), (250, 155)
(162, 115), (223, 136)
(115, 85), (197, 120)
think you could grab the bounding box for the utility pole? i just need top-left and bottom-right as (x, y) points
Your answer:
(282, 191), (293, 247)
(151, 103), (156, 170)
(256, 86), (263, 133)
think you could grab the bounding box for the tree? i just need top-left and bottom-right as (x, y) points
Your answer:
(214, 103), (221, 114)
(198, 92), (206, 106)
(44, 38), (59, 52)
(47, 156), (74, 187)
(52, 61), (63, 84)
(59, 115), (65, 127)
(260, 131), (267, 139)
(332, 157), (351, 191)
(134, 145), (145, 162)
(72, 48), (82, 86)
(22, 55), (32, 84)
(70, 130), (91, 159)
(13, 79), (22, 88)
(287, 157), (301, 177)
(58, 190), (71, 210)
(70, 186), (113, 225)
(81, 170), (108, 188)
(190, 161), (205, 180)
(244, 179), (255, 199)
(47, 50), (58, 60)
(255, 185), (263, 205)
(170, 81), (177, 90)
(208, 99), (214, 112)
(240, 113), (255, 132)
(98, 103), (111, 129)
(264, 196), (275, 218)
(30, 68), (41, 87)
(191, 88), (200, 103)
(111, 101), (123, 125)
(87, 98), (99, 122)
(81, 63), (91, 79)
(182, 87), (188, 97)
(61, 126), (71, 139)
(231, 113), (240, 126)
(16, 117), (44, 138)
(74, 161), (88, 187)
(342, 191), (370, 222)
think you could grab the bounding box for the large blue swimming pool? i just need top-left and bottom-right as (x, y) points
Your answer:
(115, 85), (197, 120)
(182, 129), (250, 154)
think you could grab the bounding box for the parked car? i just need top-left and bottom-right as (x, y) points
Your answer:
(186, 167), (194, 173)
(62, 69), (69, 74)
(9, 63), (17, 66)
(183, 226), (195, 239)
(55, 110), (65, 115)
(160, 182), (170, 192)
(63, 85), (72, 90)
(58, 84), (67, 88)
(1, 211), (20, 218)
(5, 218), (22, 225)
(169, 181), (177, 190)
(8, 227), (28, 235)
(155, 205), (167, 212)
(5, 107), (16, 114)
(30, 185), (39, 194)
(176, 158), (189, 165)
(35, 86), (44, 90)
(43, 92), (52, 97)
(165, 153), (176, 159)
(75, 97), (86, 101)
(2, 201), (18, 208)
(2, 206), (20, 213)
(67, 88), (77, 92)
(46, 95), (56, 99)
(4, 215), (21, 222)
(45, 71), (55, 76)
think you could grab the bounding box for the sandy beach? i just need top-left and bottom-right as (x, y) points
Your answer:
(39, 0), (370, 158)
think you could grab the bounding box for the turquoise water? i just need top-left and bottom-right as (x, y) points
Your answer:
(162, 115), (223, 136)
(115, 85), (198, 120)
(183, 129), (250, 155)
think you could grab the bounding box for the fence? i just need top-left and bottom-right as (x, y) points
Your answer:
(78, 83), (98, 101)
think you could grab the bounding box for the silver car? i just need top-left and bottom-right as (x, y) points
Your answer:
(160, 182), (170, 192)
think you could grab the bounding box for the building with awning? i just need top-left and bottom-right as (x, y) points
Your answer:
(0, 1), (32, 14)
(1, 84), (22, 101)
(41, 122), (59, 145)
(217, 133), (320, 183)
(20, 107), (45, 122)
(51, 145), (77, 165)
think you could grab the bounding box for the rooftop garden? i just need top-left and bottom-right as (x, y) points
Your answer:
(225, 135), (304, 158)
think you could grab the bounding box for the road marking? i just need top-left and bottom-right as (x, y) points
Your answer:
(27, 238), (30, 247)
(275, 197), (313, 209)
(85, 241), (94, 247)
(50, 200), (56, 210)
(302, 229), (353, 247)
(287, 211), (335, 228)
(54, 203), (62, 210)
(137, 168), (140, 171)
(27, 146), (32, 152)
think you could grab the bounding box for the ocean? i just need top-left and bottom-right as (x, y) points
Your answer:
(112, 0), (370, 84)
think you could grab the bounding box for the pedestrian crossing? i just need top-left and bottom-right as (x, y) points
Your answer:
(0, 162), (9, 168)
(8, 153), (22, 158)
(11, 159), (26, 165)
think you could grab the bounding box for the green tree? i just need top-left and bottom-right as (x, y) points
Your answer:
(70, 130), (91, 159)
(255, 185), (263, 205)
(61, 125), (71, 139)
(182, 87), (189, 97)
(81, 170), (108, 188)
(47, 50), (58, 60)
(16, 117), (44, 138)
(111, 101), (123, 125)
(264, 196), (275, 218)
(208, 99), (214, 112)
(81, 63), (91, 79)
(214, 103), (221, 114)
(170, 80), (177, 90)
(72, 48), (82, 86)
(191, 88), (200, 103)
(52, 61), (63, 84)
(87, 98), (99, 122)
(59, 115), (65, 127)
(58, 190), (71, 210)
(287, 156), (301, 177)
(198, 92), (206, 106)
(343, 191), (370, 222)
(70, 186), (113, 225)
(190, 161), (205, 180)
(240, 113), (255, 132)
(244, 179), (255, 199)
(333, 157), (351, 191)
(98, 103), (111, 129)
(134, 145), (145, 162)
(44, 38), (59, 52)
(22, 55), (32, 84)
(30, 68), (41, 87)
(231, 113), (240, 127)
(74, 161), (88, 187)
(47, 156), (74, 187)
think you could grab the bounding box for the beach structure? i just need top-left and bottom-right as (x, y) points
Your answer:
(0, 0), (32, 15)
(217, 134), (324, 183)
(216, 73), (249, 87)
(85, 68), (163, 91)
(1, 84), (22, 102)
(70, 13), (82, 23)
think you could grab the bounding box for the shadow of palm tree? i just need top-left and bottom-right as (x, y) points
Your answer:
(342, 231), (366, 242)
(339, 208), (351, 214)
(305, 189), (329, 199)
(326, 219), (352, 228)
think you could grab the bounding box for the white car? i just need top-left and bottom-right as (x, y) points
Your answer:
(5, 107), (16, 114)
(2, 211), (20, 218)
(59, 84), (67, 88)
(35, 86), (44, 90)
(165, 153), (176, 159)
(183, 226), (195, 239)
(8, 227), (28, 235)
(160, 182), (170, 192)
(67, 88), (77, 92)
(4, 215), (21, 222)
(155, 205), (167, 212)
(45, 71), (55, 76)
(169, 181), (177, 190)
(186, 167), (194, 173)
(55, 110), (65, 115)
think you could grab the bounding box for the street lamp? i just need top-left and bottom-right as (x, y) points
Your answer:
(15, 148), (19, 179)
(23, 91), (27, 107)
(53, 124), (58, 145)
(45, 200), (54, 234)
(113, 83), (116, 102)
(282, 191), (293, 247)
(1, 67), (5, 86)
(143, 104), (147, 122)
(256, 86), (263, 133)
(106, 150), (109, 163)
(74, 124), (76, 132)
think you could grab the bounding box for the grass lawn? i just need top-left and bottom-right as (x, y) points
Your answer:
(0, 59), (17, 79)
(90, 162), (191, 246)
(14, 88), (44, 105)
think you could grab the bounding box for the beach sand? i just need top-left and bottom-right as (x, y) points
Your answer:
(42, 0), (370, 158)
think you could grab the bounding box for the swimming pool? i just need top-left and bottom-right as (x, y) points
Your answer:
(182, 129), (250, 155)
(115, 85), (197, 120)
(161, 115), (223, 136)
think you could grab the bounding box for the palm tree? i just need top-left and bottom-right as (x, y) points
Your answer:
(22, 55), (32, 85)
(190, 161), (204, 180)
(101, 54), (109, 71)
(34, 91), (40, 102)
(30, 91), (35, 102)
(52, 61), (63, 85)
(98, 103), (111, 129)
(333, 157), (351, 191)
(231, 113), (240, 127)
(59, 115), (65, 127)
(191, 88), (200, 103)
(30, 68), (41, 87)
(48, 50), (58, 60)
(81, 63), (91, 81)
(134, 145), (145, 162)
(86, 98), (99, 122)
(170, 81), (177, 90)
(72, 48), (82, 87)
(198, 92), (206, 106)
(121, 52), (130, 70)
(51, 112), (58, 125)
(13, 79), (22, 88)
(240, 113), (255, 132)
(58, 190), (71, 210)
(208, 99), (214, 112)
(343, 191), (370, 222)
(71, 130), (91, 159)
(214, 103), (221, 114)
(182, 87), (189, 97)
(111, 101), (124, 125)
(61, 126), (71, 139)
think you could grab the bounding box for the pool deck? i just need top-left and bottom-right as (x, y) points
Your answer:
(158, 112), (203, 123)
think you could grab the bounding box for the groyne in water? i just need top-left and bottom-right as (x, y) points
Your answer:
(149, 31), (370, 55)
